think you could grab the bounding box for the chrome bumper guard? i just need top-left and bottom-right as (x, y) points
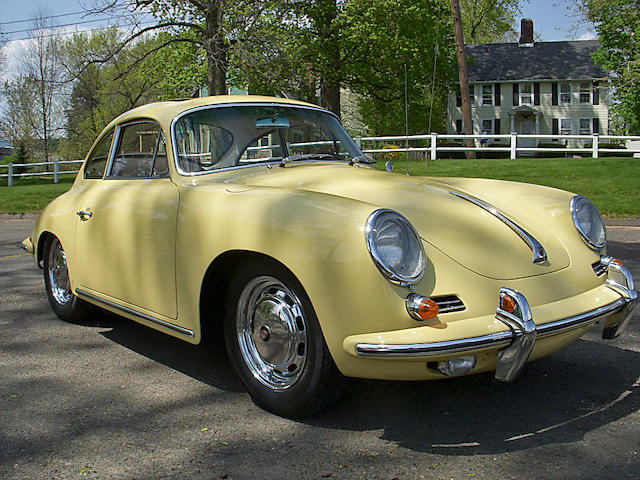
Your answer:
(355, 258), (637, 382)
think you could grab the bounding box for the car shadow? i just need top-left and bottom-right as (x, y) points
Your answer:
(307, 337), (640, 454)
(98, 313), (244, 393)
(96, 306), (639, 455)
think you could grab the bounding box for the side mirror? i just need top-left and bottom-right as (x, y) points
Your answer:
(385, 161), (394, 173)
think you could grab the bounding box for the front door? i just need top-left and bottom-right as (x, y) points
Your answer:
(75, 121), (179, 320)
(518, 117), (536, 148)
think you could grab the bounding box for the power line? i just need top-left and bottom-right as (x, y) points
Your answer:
(9, 21), (159, 42)
(5, 16), (132, 36)
(0, 4), (132, 26)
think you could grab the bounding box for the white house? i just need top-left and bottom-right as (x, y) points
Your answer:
(448, 19), (609, 148)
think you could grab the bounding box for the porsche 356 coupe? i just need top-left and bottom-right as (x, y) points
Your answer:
(23, 95), (636, 417)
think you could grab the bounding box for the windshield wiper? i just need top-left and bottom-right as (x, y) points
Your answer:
(279, 153), (343, 167)
(349, 155), (376, 166)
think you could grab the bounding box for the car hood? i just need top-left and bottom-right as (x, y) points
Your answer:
(223, 163), (573, 280)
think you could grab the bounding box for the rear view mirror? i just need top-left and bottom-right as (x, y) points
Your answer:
(256, 117), (290, 128)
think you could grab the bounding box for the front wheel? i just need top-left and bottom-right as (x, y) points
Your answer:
(224, 263), (346, 417)
(43, 236), (90, 322)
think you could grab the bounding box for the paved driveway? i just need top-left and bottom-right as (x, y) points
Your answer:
(1, 216), (639, 480)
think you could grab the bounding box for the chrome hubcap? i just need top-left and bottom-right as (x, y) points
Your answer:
(236, 276), (308, 390)
(47, 239), (72, 306)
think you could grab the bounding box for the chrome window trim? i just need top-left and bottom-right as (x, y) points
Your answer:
(450, 191), (547, 264)
(570, 195), (607, 250)
(364, 209), (427, 286)
(105, 119), (168, 180)
(355, 297), (626, 358)
(170, 102), (355, 177)
(83, 128), (117, 180)
(76, 288), (195, 337)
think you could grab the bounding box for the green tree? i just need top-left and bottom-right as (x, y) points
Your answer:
(338, 0), (457, 134)
(461, 0), (520, 44)
(581, 0), (640, 133)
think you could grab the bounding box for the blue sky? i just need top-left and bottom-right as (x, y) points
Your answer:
(1, 0), (596, 43)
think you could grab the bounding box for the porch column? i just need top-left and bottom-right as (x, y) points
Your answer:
(510, 114), (516, 133)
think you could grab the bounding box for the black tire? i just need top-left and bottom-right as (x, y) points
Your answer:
(224, 261), (347, 418)
(43, 236), (90, 323)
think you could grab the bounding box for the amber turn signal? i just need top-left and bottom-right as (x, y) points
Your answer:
(500, 294), (516, 314)
(418, 298), (439, 320)
(406, 293), (439, 321)
(611, 258), (624, 267)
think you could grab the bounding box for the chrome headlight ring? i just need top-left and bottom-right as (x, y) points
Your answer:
(365, 209), (427, 286)
(570, 195), (606, 250)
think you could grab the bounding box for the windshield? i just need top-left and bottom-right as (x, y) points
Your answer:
(173, 105), (362, 174)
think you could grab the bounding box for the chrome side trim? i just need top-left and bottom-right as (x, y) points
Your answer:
(450, 191), (547, 264)
(76, 288), (195, 337)
(355, 297), (625, 358)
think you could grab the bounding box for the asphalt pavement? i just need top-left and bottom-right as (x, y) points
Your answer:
(1, 216), (639, 480)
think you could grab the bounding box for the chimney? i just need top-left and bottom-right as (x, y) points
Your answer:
(519, 18), (534, 47)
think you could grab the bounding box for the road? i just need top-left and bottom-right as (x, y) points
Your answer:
(1, 216), (638, 480)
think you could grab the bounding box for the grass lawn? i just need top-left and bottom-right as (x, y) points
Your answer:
(376, 156), (639, 217)
(0, 175), (76, 214)
(0, 158), (638, 216)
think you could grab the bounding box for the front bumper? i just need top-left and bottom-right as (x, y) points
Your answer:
(351, 258), (636, 381)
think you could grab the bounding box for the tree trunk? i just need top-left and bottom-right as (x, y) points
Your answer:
(451, 0), (475, 159)
(205, 1), (228, 96)
(320, 76), (341, 116)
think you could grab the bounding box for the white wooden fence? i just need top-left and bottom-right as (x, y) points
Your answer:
(1, 133), (639, 186)
(355, 133), (640, 159)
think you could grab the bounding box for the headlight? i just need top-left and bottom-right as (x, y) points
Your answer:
(365, 209), (426, 285)
(570, 195), (606, 250)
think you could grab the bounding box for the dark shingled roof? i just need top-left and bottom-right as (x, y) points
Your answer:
(466, 40), (607, 82)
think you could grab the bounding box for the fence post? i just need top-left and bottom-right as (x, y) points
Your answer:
(8, 163), (13, 187)
(510, 132), (517, 159)
(430, 133), (437, 160)
(592, 134), (599, 159)
(54, 159), (59, 183)
(355, 136), (362, 149)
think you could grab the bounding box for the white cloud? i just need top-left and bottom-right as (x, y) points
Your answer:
(578, 31), (598, 41)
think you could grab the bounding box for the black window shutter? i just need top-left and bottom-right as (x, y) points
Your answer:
(593, 118), (600, 134)
(456, 92), (462, 107)
(593, 81), (599, 105)
(552, 82), (558, 105)
(494, 118), (500, 134)
(534, 83), (540, 105)
(494, 83), (501, 106)
(456, 119), (463, 134)
(512, 83), (519, 106)
(552, 118), (559, 135)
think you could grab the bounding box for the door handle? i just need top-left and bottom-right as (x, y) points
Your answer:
(76, 210), (92, 220)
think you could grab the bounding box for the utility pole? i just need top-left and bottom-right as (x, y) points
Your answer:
(451, 0), (475, 159)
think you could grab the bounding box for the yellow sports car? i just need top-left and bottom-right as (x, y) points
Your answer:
(23, 96), (636, 417)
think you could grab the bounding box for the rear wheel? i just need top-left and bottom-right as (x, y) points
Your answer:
(224, 262), (346, 417)
(43, 236), (90, 322)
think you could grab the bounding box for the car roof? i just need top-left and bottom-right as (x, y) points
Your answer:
(108, 95), (322, 128)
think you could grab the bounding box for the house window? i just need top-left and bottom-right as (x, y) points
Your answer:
(455, 119), (463, 134)
(579, 118), (592, 135)
(482, 85), (493, 105)
(560, 118), (572, 135)
(481, 119), (494, 135)
(520, 84), (533, 105)
(579, 82), (591, 104)
(560, 83), (572, 104)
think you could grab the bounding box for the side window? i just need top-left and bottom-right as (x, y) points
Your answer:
(84, 130), (114, 179)
(108, 121), (168, 178)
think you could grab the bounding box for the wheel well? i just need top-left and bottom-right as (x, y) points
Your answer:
(199, 251), (303, 345)
(36, 231), (55, 268)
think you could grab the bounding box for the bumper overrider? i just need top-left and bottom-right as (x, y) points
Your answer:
(354, 257), (637, 382)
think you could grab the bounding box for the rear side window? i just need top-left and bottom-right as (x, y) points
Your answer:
(108, 121), (169, 179)
(84, 130), (114, 179)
